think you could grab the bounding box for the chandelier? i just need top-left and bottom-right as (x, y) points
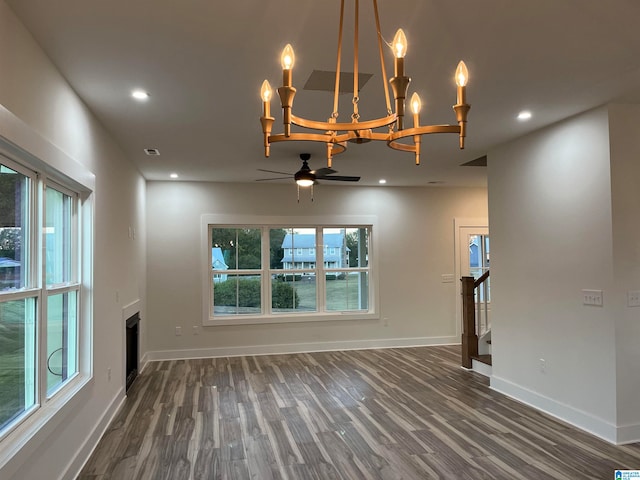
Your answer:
(259, 0), (470, 169)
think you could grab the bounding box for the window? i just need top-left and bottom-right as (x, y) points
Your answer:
(203, 217), (376, 325)
(211, 228), (261, 316)
(0, 155), (88, 440)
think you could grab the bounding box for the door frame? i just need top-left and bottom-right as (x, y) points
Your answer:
(454, 218), (489, 338)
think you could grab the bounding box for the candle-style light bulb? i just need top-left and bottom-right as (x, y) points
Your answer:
(261, 80), (272, 102)
(281, 44), (295, 70)
(392, 29), (407, 58)
(260, 79), (275, 156)
(410, 92), (421, 115)
(455, 61), (469, 87)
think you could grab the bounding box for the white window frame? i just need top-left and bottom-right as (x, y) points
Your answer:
(201, 214), (378, 326)
(0, 107), (94, 469)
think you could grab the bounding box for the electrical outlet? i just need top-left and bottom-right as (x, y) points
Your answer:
(107, 367), (112, 382)
(539, 358), (546, 374)
(441, 274), (454, 283)
(383, 317), (389, 327)
(582, 289), (603, 306)
(628, 290), (640, 307)
(175, 326), (182, 336)
(192, 325), (200, 335)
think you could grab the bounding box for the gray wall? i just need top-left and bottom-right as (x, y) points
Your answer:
(488, 105), (640, 443)
(145, 181), (488, 356)
(0, 2), (146, 478)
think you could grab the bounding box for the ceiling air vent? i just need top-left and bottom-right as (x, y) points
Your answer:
(304, 70), (373, 93)
(460, 155), (487, 167)
(144, 148), (160, 156)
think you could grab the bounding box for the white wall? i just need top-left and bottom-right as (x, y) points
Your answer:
(609, 104), (640, 442)
(488, 106), (622, 441)
(0, 2), (146, 479)
(146, 181), (487, 357)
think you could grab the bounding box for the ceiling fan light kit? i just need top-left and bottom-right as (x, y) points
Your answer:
(259, 0), (471, 168)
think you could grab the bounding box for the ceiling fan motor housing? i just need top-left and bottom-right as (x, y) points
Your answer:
(295, 159), (315, 184)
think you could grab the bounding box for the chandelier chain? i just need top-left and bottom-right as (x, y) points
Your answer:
(332, 0), (346, 119)
(353, 0), (360, 121)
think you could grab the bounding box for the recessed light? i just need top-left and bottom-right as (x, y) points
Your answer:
(378, 179), (387, 184)
(169, 173), (179, 179)
(517, 110), (532, 121)
(131, 89), (150, 100)
(144, 148), (160, 156)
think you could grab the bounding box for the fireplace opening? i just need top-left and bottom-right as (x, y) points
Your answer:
(125, 312), (139, 392)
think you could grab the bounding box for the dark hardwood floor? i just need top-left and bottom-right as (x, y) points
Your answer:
(78, 345), (640, 479)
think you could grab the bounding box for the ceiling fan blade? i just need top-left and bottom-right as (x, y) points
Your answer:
(257, 168), (293, 176)
(310, 167), (336, 176)
(318, 175), (361, 182)
(255, 176), (292, 181)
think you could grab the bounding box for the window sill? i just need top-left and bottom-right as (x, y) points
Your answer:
(0, 373), (93, 471)
(204, 311), (378, 326)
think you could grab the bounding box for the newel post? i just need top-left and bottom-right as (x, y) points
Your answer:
(461, 276), (478, 368)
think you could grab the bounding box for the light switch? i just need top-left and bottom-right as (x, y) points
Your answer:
(582, 289), (603, 306)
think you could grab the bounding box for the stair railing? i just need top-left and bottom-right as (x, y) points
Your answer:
(461, 270), (490, 368)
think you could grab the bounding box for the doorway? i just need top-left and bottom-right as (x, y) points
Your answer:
(454, 219), (489, 338)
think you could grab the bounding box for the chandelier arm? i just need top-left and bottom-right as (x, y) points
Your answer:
(329, 143), (347, 156)
(387, 141), (416, 153)
(268, 133), (340, 144)
(332, 0), (345, 118)
(291, 113), (396, 131)
(389, 124), (461, 140)
(372, 0), (392, 115)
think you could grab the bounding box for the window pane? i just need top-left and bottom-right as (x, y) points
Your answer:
(0, 297), (36, 430)
(276, 228), (315, 271)
(268, 228), (287, 269)
(326, 272), (369, 311)
(0, 164), (30, 291)
(345, 227), (368, 268)
(46, 290), (78, 394)
(45, 187), (72, 285)
(271, 274), (316, 313)
(321, 228), (348, 269)
(212, 228), (261, 270)
(213, 274), (261, 315)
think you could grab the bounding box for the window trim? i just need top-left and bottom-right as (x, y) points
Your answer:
(201, 214), (379, 326)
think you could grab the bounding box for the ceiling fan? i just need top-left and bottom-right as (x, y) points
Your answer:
(256, 153), (360, 187)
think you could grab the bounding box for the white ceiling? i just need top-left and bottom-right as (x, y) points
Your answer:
(7, 0), (640, 187)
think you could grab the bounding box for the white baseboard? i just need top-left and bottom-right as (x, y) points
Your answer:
(145, 335), (459, 361)
(140, 351), (150, 373)
(490, 375), (618, 444)
(62, 388), (126, 480)
(616, 422), (640, 445)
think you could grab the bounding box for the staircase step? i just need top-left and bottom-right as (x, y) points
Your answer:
(471, 354), (492, 366)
